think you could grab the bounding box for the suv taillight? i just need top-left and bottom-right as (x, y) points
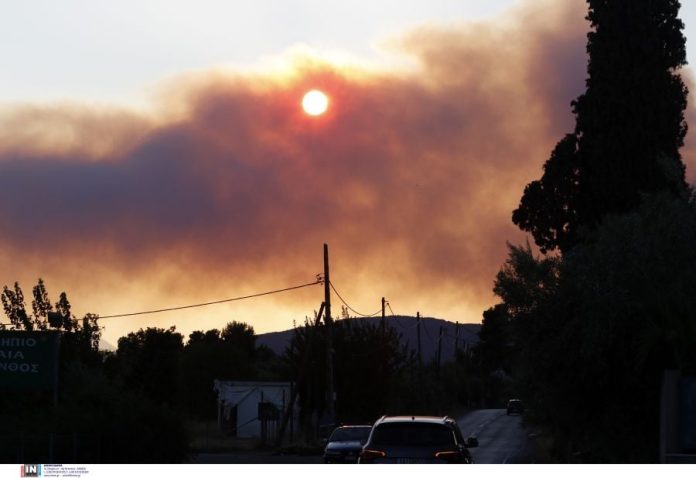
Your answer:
(360, 449), (386, 463)
(434, 450), (463, 463)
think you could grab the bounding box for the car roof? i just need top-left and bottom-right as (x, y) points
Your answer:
(374, 415), (456, 426)
(335, 425), (372, 429)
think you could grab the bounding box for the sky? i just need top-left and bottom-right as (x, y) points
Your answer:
(2, 0), (696, 347)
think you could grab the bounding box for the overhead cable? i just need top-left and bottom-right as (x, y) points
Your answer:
(328, 282), (382, 318)
(99, 279), (322, 319)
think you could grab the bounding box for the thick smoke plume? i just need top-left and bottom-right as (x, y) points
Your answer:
(2, 0), (692, 343)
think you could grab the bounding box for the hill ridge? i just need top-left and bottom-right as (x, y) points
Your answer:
(257, 316), (480, 363)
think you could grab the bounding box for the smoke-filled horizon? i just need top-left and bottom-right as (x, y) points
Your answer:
(1, 0), (695, 346)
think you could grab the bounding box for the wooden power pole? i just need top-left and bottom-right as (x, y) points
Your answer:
(437, 325), (443, 375)
(455, 321), (460, 353)
(381, 297), (386, 332)
(323, 243), (335, 426)
(416, 312), (422, 369)
(276, 302), (325, 447)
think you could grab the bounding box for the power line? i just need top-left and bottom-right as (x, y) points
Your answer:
(329, 282), (382, 318)
(99, 279), (322, 319)
(387, 303), (419, 330)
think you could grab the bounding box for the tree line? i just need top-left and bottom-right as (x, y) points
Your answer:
(477, 0), (696, 463)
(0, 279), (494, 462)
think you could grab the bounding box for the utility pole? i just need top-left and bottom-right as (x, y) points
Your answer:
(437, 325), (443, 375)
(323, 243), (335, 426)
(416, 312), (422, 369)
(381, 297), (386, 333)
(276, 302), (324, 447)
(455, 321), (460, 353)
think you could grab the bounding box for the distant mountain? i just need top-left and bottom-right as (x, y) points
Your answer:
(257, 316), (480, 364)
(99, 338), (117, 351)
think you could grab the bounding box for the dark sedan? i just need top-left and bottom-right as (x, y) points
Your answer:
(323, 425), (372, 463)
(507, 399), (524, 415)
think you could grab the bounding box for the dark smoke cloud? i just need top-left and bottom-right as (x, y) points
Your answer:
(2, 0), (691, 342)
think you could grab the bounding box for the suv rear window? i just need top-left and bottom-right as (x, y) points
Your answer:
(330, 427), (371, 442)
(371, 423), (455, 447)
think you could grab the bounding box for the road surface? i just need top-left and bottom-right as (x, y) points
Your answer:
(457, 408), (530, 464)
(193, 408), (530, 464)
(192, 450), (323, 464)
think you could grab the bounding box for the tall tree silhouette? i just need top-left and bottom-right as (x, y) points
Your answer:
(116, 326), (184, 406)
(514, 0), (688, 252)
(180, 323), (259, 417)
(1, 280), (102, 365)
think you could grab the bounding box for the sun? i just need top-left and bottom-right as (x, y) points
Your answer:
(302, 89), (329, 116)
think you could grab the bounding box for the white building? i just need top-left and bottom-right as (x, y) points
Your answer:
(213, 380), (296, 441)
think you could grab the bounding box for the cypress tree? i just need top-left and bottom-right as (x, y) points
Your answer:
(513, 0), (689, 253)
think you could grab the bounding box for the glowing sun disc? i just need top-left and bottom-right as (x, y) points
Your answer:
(302, 89), (329, 116)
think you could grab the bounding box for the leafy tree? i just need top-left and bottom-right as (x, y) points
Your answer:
(116, 326), (184, 406)
(2, 282), (33, 330)
(549, 194), (696, 462)
(332, 319), (411, 422)
(497, 194), (696, 462)
(514, 0), (689, 252)
(221, 321), (256, 357)
(492, 243), (560, 319)
(503, 0), (693, 462)
(78, 313), (101, 353)
(179, 322), (262, 417)
(54, 292), (75, 331)
(512, 135), (580, 253)
(285, 317), (327, 435)
(31, 278), (52, 329)
(477, 304), (513, 376)
(1, 279), (101, 365)
(187, 328), (222, 345)
(487, 243), (563, 418)
(287, 318), (412, 429)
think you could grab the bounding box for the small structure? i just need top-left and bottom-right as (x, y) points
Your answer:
(214, 380), (295, 443)
(661, 371), (696, 463)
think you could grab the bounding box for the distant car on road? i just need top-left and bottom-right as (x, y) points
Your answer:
(358, 416), (478, 464)
(323, 425), (372, 463)
(507, 399), (524, 415)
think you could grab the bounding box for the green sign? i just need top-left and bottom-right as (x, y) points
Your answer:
(0, 331), (60, 389)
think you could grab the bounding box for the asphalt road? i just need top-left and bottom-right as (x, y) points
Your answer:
(192, 451), (323, 464)
(193, 408), (529, 464)
(457, 408), (530, 464)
